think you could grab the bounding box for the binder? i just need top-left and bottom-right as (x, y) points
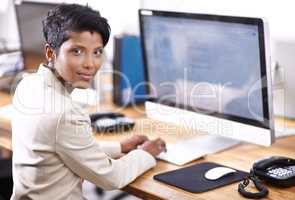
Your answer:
(113, 35), (147, 106)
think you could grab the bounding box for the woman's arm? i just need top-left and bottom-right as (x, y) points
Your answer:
(55, 110), (156, 190)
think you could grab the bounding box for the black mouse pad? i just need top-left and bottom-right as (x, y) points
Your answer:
(154, 162), (249, 193)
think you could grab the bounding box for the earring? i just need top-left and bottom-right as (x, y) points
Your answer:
(47, 60), (54, 68)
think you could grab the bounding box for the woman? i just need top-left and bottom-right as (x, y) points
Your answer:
(11, 4), (166, 200)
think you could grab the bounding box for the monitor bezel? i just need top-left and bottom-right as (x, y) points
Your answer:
(139, 9), (271, 129)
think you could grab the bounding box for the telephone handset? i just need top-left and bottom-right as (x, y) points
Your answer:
(252, 156), (295, 187)
(238, 156), (295, 199)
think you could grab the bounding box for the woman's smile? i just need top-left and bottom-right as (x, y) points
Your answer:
(76, 72), (94, 82)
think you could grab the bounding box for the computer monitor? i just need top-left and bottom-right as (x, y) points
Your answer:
(139, 9), (274, 146)
(15, 1), (58, 70)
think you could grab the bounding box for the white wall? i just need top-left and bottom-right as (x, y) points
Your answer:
(2, 0), (295, 57)
(0, 0), (9, 13)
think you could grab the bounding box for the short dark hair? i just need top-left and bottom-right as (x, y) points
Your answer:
(42, 4), (110, 53)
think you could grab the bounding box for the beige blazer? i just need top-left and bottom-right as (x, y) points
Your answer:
(10, 65), (156, 200)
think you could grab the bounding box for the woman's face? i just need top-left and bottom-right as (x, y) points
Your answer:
(51, 31), (104, 89)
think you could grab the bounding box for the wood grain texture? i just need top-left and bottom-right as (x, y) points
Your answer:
(103, 118), (295, 200)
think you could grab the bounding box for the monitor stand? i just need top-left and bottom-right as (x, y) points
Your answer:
(146, 101), (274, 165)
(157, 134), (239, 165)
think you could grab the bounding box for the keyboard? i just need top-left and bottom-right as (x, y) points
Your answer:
(157, 134), (240, 165)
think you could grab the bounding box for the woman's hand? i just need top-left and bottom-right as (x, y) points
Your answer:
(138, 138), (166, 157)
(120, 135), (149, 154)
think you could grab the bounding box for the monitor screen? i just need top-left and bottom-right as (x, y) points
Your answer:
(15, 2), (58, 70)
(140, 10), (271, 129)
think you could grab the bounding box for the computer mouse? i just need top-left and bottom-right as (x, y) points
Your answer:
(204, 167), (237, 180)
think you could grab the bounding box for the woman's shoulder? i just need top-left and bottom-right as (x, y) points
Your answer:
(12, 73), (75, 116)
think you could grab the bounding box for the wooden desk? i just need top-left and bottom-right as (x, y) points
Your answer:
(1, 91), (295, 200)
(0, 92), (12, 150)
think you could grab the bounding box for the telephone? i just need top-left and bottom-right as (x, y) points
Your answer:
(89, 112), (135, 133)
(238, 156), (295, 199)
(252, 156), (295, 187)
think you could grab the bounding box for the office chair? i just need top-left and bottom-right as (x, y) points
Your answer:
(0, 158), (13, 199)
